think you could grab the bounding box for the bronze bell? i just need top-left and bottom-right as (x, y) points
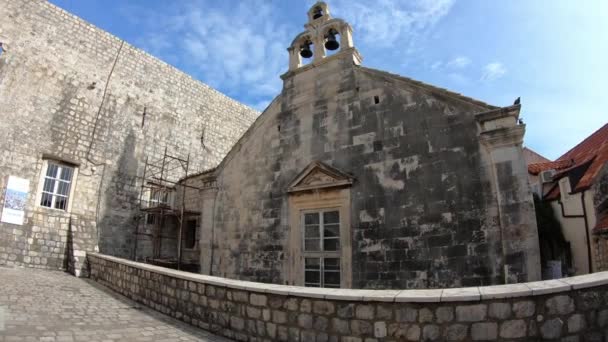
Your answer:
(312, 7), (323, 19)
(325, 31), (340, 51)
(300, 41), (313, 58)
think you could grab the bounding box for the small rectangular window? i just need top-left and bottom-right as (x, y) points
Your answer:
(40, 162), (74, 210)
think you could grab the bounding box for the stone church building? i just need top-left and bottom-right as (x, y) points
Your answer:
(0, 1), (540, 288)
(187, 3), (541, 289)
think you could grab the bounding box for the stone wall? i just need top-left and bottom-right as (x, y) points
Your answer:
(203, 47), (539, 288)
(0, 0), (257, 273)
(88, 252), (608, 341)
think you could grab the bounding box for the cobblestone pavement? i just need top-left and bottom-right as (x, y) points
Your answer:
(0, 267), (232, 342)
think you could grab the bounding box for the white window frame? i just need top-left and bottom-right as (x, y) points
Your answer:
(301, 208), (341, 288)
(36, 160), (78, 212)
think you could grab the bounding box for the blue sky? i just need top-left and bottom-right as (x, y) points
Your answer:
(49, 0), (607, 160)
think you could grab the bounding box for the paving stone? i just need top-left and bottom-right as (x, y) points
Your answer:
(0, 267), (232, 342)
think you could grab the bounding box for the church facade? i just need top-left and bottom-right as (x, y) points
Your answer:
(190, 3), (541, 289)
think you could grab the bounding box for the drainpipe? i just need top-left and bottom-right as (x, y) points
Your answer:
(558, 190), (593, 273)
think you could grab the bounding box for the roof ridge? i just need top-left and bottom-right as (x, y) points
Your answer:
(557, 122), (608, 161)
(357, 66), (499, 110)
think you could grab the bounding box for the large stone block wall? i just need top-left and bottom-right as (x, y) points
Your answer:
(88, 253), (608, 341)
(0, 0), (257, 273)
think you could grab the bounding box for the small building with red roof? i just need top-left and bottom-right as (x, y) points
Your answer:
(527, 123), (608, 275)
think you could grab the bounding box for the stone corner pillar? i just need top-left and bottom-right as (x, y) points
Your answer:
(477, 104), (542, 283)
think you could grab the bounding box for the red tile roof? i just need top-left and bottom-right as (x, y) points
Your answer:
(528, 160), (573, 175)
(556, 123), (608, 192)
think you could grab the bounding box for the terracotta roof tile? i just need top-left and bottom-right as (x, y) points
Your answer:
(556, 123), (608, 192)
(528, 160), (573, 175)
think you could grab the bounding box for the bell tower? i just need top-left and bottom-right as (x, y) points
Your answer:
(283, 2), (362, 76)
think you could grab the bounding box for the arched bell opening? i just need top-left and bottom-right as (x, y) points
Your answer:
(324, 28), (341, 57)
(312, 6), (324, 20)
(299, 39), (314, 66)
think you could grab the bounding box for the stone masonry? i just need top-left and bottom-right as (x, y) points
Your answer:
(89, 252), (608, 341)
(0, 0), (258, 274)
(193, 3), (540, 288)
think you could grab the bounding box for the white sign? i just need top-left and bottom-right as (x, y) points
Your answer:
(1, 176), (30, 225)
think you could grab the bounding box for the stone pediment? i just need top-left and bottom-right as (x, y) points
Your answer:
(288, 161), (354, 193)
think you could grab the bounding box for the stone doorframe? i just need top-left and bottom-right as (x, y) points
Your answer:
(286, 161), (354, 288)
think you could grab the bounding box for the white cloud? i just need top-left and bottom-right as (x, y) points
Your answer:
(318, 0), (455, 49)
(119, 1), (291, 109)
(481, 62), (507, 81)
(446, 56), (471, 69)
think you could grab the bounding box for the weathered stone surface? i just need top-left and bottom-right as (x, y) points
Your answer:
(0, 0), (257, 274)
(395, 307), (418, 323)
(540, 318), (563, 339)
(471, 322), (497, 341)
(313, 301), (335, 316)
(422, 325), (440, 341)
(373, 322), (387, 338)
(418, 308), (434, 323)
(499, 319), (526, 338)
(351, 320), (373, 336)
(546, 295), (575, 315)
(512, 300), (535, 318)
(567, 313), (586, 333)
(355, 304), (375, 320)
(436, 307), (454, 323)
(445, 324), (468, 341)
(250, 294), (267, 307)
(489, 302), (511, 320)
(456, 304), (487, 322)
(298, 314), (313, 329)
(597, 309), (608, 327)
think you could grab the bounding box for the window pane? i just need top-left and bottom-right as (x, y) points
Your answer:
(305, 225), (320, 238)
(57, 181), (70, 196)
(305, 271), (321, 286)
(43, 178), (55, 192)
(324, 238), (340, 251)
(40, 193), (52, 207)
(54, 196), (67, 210)
(60, 167), (73, 181)
(304, 213), (319, 225)
(324, 258), (340, 270)
(323, 211), (339, 224)
(324, 224), (339, 238)
(305, 257), (321, 268)
(305, 258), (321, 287)
(304, 239), (320, 252)
(324, 271), (341, 288)
(146, 214), (156, 225)
(46, 164), (58, 177)
(324, 258), (341, 288)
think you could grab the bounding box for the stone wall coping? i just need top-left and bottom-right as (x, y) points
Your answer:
(89, 253), (608, 302)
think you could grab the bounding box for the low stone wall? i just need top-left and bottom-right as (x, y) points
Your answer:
(87, 253), (608, 341)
